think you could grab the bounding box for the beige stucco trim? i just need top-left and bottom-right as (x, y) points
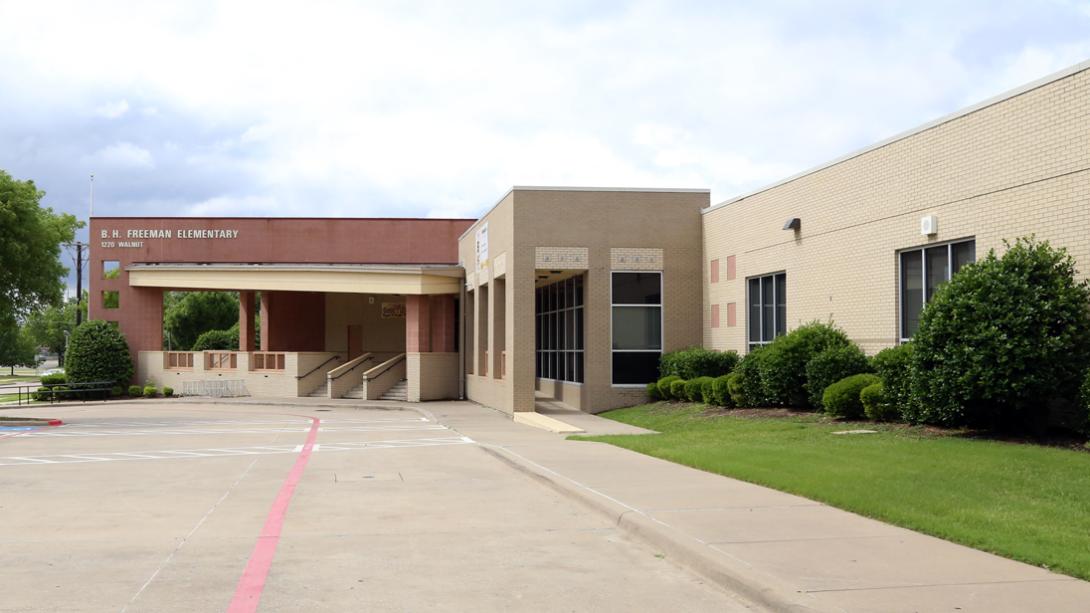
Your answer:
(128, 267), (462, 295)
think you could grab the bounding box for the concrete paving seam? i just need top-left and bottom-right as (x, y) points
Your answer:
(479, 443), (824, 613)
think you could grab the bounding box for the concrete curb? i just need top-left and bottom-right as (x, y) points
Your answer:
(480, 444), (821, 613)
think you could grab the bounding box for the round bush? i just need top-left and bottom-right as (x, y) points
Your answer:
(698, 377), (717, 404)
(143, 385), (158, 397)
(669, 380), (687, 401)
(163, 386), (174, 398)
(910, 238), (1090, 431)
(871, 343), (915, 422)
(656, 375), (682, 400)
(759, 322), (852, 408)
(64, 320), (133, 388)
(805, 344), (871, 409)
(1080, 370), (1090, 434)
(191, 325), (239, 351)
(128, 385), (143, 397)
(823, 373), (881, 419)
(685, 377), (713, 403)
(646, 382), (660, 401)
(709, 374), (734, 407)
(861, 382), (898, 421)
(39, 373), (66, 386)
(732, 350), (767, 407)
(725, 371), (745, 406)
(660, 347), (740, 380)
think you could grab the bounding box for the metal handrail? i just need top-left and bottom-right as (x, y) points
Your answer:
(329, 353), (375, 381)
(295, 354), (342, 380)
(362, 353), (405, 381)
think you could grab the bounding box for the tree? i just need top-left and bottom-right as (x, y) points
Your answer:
(0, 317), (38, 375)
(163, 291), (240, 350)
(65, 320), (133, 387)
(0, 170), (82, 322)
(24, 295), (85, 364)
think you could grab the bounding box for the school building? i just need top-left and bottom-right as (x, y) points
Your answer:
(89, 60), (1090, 414)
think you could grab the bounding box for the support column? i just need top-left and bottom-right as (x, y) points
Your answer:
(430, 295), (456, 353)
(239, 291), (255, 351)
(405, 295), (431, 352)
(259, 291), (271, 351)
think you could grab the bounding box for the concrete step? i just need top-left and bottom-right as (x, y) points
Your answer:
(342, 383), (365, 399)
(379, 379), (408, 401)
(306, 384), (328, 398)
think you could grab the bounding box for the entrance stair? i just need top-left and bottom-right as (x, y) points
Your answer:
(379, 379), (408, 401)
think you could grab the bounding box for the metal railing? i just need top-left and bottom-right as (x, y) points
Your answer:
(362, 353), (405, 381)
(297, 354), (342, 380)
(181, 380), (248, 398)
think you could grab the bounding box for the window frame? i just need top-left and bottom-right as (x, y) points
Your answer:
(746, 271), (786, 352)
(897, 237), (975, 343)
(610, 270), (664, 387)
(535, 275), (585, 385)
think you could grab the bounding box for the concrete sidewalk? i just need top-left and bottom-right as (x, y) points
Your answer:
(430, 401), (1090, 613)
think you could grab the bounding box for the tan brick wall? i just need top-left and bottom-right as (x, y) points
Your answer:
(702, 66), (1090, 355)
(406, 352), (459, 401)
(535, 247), (589, 269)
(610, 248), (664, 271)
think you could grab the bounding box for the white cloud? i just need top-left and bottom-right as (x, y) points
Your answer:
(87, 142), (155, 169)
(93, 99), (129, 119)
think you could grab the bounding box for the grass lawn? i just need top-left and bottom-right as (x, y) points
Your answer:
(577, 402), (1090, 581)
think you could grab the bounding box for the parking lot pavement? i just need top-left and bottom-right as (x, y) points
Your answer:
(0, 401), (756, 612)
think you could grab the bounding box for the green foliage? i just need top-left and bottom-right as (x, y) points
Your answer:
(143, 385), (158, 397)
(872, 343), (916, 421)
(660, 347), (740, 380)
(725, 371), (744, 406)
(683, 377), (712, 403)
(709, 374), (734, 407)
(110, 386), (122, 398)
(646, 382), (661, 401)
(1080, 371), (1090, 434)
(24, 296), (84, 363)
(163, 291), (240, 350)
(669, 380), (687, 401)
(910, 238), (1090, 431)
(191, 323), (240, 351)
(758, 322), (852, 408)
(163, 386), (174, 398)
(804, 344), (871, 409)
(656, 375), (682, 400)
(0, 169), (82, 321)
(128, 385), (142, 397)
(861, 382), (898, 421)
(823, 373), (881, 419)
(39, 372), (66, 385)
(64, 320), (133, 388)
(0, 316), (38, 374)
(699, 377), (716, 404)
(731, 349), (768, 407)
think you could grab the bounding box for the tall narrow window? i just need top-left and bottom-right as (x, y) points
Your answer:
(611, 272), (662, 385)
(535, 275), (584, 383)
(899, 238), (975, 341)
(747, 272), (786, 352)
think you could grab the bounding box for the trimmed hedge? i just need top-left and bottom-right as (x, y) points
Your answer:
(128, 385), (143, 397)
(191, 324), (239, 351)
(65, 320), (134, 388)
(1081, 371), (1090, 433)
(163, 386), (174, 398)
(725, 371), (744, 407)
(685, 377), (713, 403)
(709, 374), (733, 407)
(871, 343), (915, 422)
(40, 373), (66, 386)
(656, 375), (682, 400)
(143, 385), (158, 398)
(910, 238), (1090, 431)
(823, 373), (881, 419)
(805, 344), (871, 409)
(647, 382), (661, 401)
(731, 349), (767, 407)
(861, 382), (897, 421)
(660, 347), (740, 380)
(669, 380), (687, 401)
(758, 321), (852, 408)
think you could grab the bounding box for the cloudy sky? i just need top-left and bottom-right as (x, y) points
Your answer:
(2, 0), (1089, 243)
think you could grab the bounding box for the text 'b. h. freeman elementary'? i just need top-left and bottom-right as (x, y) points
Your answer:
(89, 60), (1090, 414)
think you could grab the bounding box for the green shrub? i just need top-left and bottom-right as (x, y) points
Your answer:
(64, 320), (134, 388)
(143, 385), (158, 398)
(39, 373), (67, 385)
(646, 382), (661, 401)
(910, 238), (1090, 431)
(861, 382), (898, 421)
(759, 322), (852, 408)
(660, 347), (740, 380)
(805, 344), (871, 409)
(699, 377), (717, 404)
(163, 386), (174, 398)
(725, 371), (745, 406)
(191, 324), (239, 351)
(669, 380), (687, 401)
(1081, 371), (1090, 434)
(685, 377), (713, 403)
(128, 385), (142, 397)
(656, 375), (682, 400)
(823, 373), (881, 419)
(110, 386), (122, 398)
(871, 343), (916, 422)
(732, 349), (768, 407)
(709, 375), (733, 407)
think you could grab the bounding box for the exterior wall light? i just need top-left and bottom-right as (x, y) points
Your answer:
(783, 218), (801, 231)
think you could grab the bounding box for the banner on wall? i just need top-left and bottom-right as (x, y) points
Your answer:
(381, 302), (405, 319)
(475, 222), (488, 272)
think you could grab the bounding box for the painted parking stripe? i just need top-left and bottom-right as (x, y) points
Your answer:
(0, 436), (475, 466)
(16, 424), (447, 437)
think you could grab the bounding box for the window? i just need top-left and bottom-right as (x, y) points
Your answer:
(899, 239), (975, 340)
(102, 290), (119, 309)
(747, 272), (786, 351)
(612, 272), (661, 385)
(535, 275), (584, 383)
(103, 260), (120, 279)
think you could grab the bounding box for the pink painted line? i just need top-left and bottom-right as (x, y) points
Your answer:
(227, 416), (320, 613)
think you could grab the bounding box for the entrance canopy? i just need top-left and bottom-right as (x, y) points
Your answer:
(127, 263), (464, 295)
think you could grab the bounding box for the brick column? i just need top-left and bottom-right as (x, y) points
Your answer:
(239, 291), (255, 351)
(259, 292), (271, 351)
(430, 294), (456, 353)
(406, 295), (431, 352)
